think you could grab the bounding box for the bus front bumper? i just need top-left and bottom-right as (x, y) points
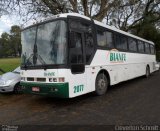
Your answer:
(20, 82), (69, 98)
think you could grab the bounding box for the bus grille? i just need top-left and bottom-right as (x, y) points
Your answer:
(37, 78), (46, 82)
(27, 77), (34, 81)
(26, 77), (46, 82)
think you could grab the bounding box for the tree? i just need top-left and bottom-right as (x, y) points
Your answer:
(106, 0), (160, 32)
(0, 32), (11, 57)
(10, 25), (21, 57)
(0, 38), (2, 57)
(1, 0), (117, 22)
(1, 0), (160, 26)
(0, 25), (21, 58)
(0, 0), (11, 17)
(2, 0), (160, 26)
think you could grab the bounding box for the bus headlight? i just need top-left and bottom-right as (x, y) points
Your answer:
(49, 77), (65, 82)
(53, 78), (57, 82)
(49, 78), (57, 82)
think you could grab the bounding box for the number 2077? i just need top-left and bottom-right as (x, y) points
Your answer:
(74, 85), (84, 93)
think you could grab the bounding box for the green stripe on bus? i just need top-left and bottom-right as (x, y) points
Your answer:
(20, 82), (69, 98)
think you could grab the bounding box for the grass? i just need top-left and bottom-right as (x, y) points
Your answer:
(0, 58), (20, 75)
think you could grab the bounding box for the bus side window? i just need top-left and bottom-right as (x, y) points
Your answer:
(97, 29), (113, 48)
(150, 44), (155, 54)
(128, 38), (137, 52)
(106, 31), (113, 48)
(97, 30), (106, 46)
(138, 41), (145, 53)
(145, 43), (150, 54)
(115, 34), (128, 50)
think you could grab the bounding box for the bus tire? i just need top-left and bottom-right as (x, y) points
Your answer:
(95, 73), (108, 96)
(145, 66), (150, 78)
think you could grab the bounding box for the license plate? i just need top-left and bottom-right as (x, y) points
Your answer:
(32, 87), (40, 92)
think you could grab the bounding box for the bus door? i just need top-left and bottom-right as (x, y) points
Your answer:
(68, 17), (95, 96)
(69, 30), (88, 96)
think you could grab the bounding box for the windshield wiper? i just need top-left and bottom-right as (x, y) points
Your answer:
(24, 43), (46, 67)
(37, 54), (46, 65)
(25, 54), (46, 66)
(21, 53), (28, 70)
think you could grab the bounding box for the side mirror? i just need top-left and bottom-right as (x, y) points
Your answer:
(71, 64), (85, 74)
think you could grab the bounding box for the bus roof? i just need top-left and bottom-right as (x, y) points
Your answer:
(26, 13), (154, 45)
(59, 13), (154, 45)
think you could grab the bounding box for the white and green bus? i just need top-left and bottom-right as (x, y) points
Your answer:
(20, 13), (157, 98)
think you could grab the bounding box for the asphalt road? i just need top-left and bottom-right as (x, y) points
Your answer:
(0, 71), (160, 125)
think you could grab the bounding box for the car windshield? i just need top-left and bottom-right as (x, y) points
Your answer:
(21, 20), (67, 67)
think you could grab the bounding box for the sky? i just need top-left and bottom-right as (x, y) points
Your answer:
(0, 15), (20, 36)
(0, 15), (19, 36)
(0, 14), (35, 36)
(0, 13), (47, 37)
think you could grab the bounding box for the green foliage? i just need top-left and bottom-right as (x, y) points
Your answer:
(10, 25), (21, 57)
(0, 32), (12, 57)
(0, 25), (21, 58)
(156, 52), (160, 61)
(0, 58), (20, 75)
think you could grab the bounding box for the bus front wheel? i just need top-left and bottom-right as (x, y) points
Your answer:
(95, 73), (108, 96)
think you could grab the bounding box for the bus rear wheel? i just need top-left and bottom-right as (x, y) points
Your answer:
(95, 73), (108, 96)
(145, 66), (150, 78)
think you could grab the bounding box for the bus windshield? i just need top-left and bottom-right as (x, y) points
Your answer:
(21, 20), (67, 68)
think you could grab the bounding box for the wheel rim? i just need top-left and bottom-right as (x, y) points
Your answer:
(97, 78), (107, 92)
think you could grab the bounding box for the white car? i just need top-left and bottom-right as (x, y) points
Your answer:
(0, 67), (21, 93)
